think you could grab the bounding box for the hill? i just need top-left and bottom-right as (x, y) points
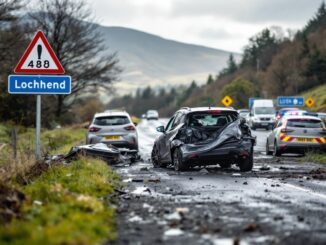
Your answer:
(98, 26), (239, 95)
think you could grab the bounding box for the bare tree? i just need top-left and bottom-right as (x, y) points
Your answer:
(29, 0), (121, 118)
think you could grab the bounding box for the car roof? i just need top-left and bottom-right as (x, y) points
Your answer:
(94, 111), (130, 118)
(283, 115), (322, 121)
(179, 107), (237, 114)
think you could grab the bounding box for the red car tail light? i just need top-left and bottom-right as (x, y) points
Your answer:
(88, 126), (101, 132)
(124, 125), (135, 131)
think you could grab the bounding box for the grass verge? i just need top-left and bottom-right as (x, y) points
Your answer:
(303, 152), (326, 164)
(0, 157), (121, 245)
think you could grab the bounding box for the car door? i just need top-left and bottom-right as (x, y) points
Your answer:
(160, 112), (183, 162)
(157, 115), (176, 161)
(269, 119), (282, 148)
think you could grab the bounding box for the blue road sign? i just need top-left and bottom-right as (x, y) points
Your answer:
(8, 75), (71, 94)
(277, 96), (304, 107)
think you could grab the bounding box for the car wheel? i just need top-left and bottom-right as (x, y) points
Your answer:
(173, 148), (187, 171)
(239, 147), (253, 172)
(266, 140), (273, 155)
(273, 140), (282, 157)
(219, 162), (231, 169)
(151, 145), (165, 168)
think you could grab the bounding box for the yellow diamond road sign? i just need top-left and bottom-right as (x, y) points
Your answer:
(305, 97), (314, 108)
(221, 95), (233, 107)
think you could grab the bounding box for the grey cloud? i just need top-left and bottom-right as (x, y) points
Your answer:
(171, 0), (322, 24)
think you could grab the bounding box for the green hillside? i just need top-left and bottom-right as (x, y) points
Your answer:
(301, 84), (326, 112)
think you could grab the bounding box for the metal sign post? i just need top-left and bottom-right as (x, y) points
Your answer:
(36, 95), (41, 160)
(9, 31), (70, 160)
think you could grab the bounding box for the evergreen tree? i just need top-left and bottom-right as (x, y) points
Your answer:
(304, 2), (326, 34)
(206, 74), (214, 85)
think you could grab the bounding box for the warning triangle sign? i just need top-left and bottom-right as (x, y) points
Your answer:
(14, 31), (65, 74)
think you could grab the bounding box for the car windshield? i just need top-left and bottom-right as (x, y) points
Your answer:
(287, 118), (323, 128)
(239, 112), (249, 117)
(188, 112), (236, 127)
(255, 107), (275, 115)
(94, 116), (130, 126)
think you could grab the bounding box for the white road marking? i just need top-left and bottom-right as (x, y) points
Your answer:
(283, 183), (326, 200)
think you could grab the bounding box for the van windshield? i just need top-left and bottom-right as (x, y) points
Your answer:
(254, 107), (275, 115)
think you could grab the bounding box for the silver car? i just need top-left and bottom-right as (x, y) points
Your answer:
(86, 111), (138, 151)
(266, 115), (326, 156)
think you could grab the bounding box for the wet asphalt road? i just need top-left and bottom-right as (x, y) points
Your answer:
(110, 119), (326, 245)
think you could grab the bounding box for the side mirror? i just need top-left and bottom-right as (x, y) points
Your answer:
(156, 126), (165, 133)
(249, 112), (253, 117)
(240, 117), (246, 125)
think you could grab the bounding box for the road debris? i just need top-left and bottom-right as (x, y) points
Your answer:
(260, 165), (271, 171)
(164, 228), (184, 236)
(243, 223), (259, 232)
(164, 212), (182, 221)
(199, 168), (209, 174)
(65, 143), (139, 164)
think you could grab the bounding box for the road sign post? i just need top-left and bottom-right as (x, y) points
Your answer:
(36, 95), (41, 160)
(9, 31), (70, 160)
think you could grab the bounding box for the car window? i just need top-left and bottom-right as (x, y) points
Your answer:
(172, 113), (183, 128)
(165, 116), (176, 132)
(287, 118), (323, 128)
(188, 112), (235, 127)
(94, 116), (130, 126)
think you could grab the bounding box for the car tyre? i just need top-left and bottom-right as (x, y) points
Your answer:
(266, 140), (273, 155)
(151, 144), (166, 168)
(239, 147), (253, 172)
(173, 148), (187, 171)
(273, 140), (282, 157)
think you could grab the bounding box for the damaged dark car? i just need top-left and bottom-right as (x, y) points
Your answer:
(151, 107), (256, 171)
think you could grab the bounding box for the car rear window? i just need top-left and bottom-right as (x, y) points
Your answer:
(94, 116), (130, 126)
(287, 118), (323, 128)
(188, 112), (237, 127)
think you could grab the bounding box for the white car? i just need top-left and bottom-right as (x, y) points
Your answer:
(86, 111), (138, 151)
(266, 115), (326, 156)
(146, 110), (159, 120)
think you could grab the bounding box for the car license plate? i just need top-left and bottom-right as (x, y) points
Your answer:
(296, 138), (313, 143)
(105, 135), (121, 140)
(261, 123), (268, 126)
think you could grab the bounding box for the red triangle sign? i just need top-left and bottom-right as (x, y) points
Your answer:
(14, 31), (65, 74)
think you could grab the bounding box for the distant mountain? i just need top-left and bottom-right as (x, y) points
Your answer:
(98, 26), (239, 96)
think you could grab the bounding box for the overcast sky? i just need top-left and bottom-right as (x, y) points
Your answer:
(87, 0), (322, 53)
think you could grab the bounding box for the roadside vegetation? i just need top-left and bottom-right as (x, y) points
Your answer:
(0, 124), (121, 244)
(303, 152), (326, 164)
(301, 84), (326, 112)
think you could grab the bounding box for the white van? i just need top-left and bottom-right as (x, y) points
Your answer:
(248, 99), (276, 130)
